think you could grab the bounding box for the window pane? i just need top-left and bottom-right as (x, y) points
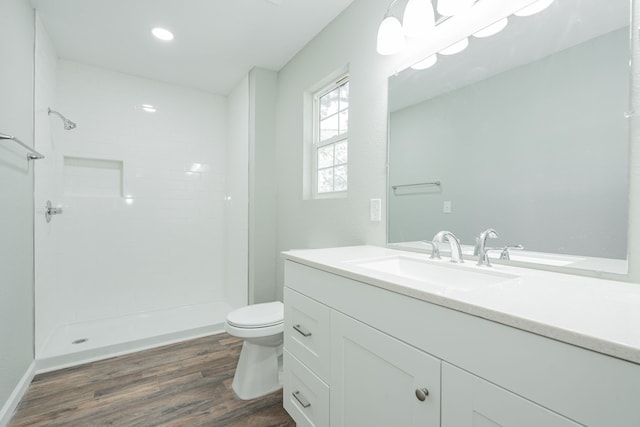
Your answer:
(319, 88), (339, 119)
(335, 141), (348, 165)
(317, 145), (334, 169)
(320, 114), (339, 141)
(334, 165), (348, 191)
(339, 110), (348, 134)
(318, 168), (334, 193)
(339, 82), (349, 110)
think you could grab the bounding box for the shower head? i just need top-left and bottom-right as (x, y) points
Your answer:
(63, 118), (77, 130)
(48, 108), (77, 130)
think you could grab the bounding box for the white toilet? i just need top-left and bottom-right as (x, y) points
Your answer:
(225, 301), (284, 400)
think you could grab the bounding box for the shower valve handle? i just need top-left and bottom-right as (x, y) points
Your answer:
(45, 200), (63, 223)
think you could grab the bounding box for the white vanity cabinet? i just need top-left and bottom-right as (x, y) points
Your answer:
(283, 288), (331, 427)
(283, 257), (640, 427)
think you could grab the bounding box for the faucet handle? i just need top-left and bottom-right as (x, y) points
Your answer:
(500, 244), (524, 260)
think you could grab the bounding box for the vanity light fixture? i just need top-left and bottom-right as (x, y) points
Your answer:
(377, 0), (556, 70)
(151, 27), (174, 41)
(376, 3), (406, 55)
(403, 0), (435, 39)
(514, 0), (554, 17)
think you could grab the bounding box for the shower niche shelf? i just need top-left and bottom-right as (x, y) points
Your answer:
(63, 156), (123, 197)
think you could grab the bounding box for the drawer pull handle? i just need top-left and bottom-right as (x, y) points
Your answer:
(293, 324), (312, 337)
(415, 387), (429, 402)
(293, 390), (311, 408)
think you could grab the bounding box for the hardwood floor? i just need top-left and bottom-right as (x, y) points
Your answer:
(9, 334), (295, 427)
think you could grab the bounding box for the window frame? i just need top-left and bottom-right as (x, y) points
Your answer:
(312, 74), (349, 199)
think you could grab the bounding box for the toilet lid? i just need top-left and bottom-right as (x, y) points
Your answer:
(227, 301), (284, 328)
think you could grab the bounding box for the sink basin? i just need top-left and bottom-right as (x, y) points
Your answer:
(351, 255), (519, 292)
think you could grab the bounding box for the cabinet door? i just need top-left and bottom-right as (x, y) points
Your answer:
(442, 363), (583, 427)
(330, 311), (440, 427)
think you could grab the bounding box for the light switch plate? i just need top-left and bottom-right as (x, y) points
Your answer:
(370, 198), (382, 222)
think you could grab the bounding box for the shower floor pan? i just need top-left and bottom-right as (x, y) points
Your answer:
(36, 301), (234, 372)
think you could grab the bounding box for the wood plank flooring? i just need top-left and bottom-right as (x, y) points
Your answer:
(9, 334), (295, 427)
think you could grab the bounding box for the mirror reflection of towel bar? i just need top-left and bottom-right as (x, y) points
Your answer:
(392, 181), (441, 190)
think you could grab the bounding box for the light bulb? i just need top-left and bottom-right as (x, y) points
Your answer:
(515, 0), (554, 17)
(439, 37), (468, 55)
(473, 17), (508, 38)
(411, 55), (438, 70)
(437, 0), (474, 17)
(376, 16), (405, 55)
(151, 27), (174, 41)
(403, 0), (435, 39)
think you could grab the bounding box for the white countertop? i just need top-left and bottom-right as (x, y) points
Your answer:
(283, 245), (640, 365)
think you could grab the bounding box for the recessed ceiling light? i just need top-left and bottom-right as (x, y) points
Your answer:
(141, 104), (157, 113)
(151, 27), (174, 41)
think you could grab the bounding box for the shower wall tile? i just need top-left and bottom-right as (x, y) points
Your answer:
(45, 60), (228, 324)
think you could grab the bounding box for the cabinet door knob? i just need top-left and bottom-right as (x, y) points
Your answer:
(415, 387), (429, 401)
(293, 324), (312, 337)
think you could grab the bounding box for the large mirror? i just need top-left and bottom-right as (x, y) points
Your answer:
(387, 0), (630, 274)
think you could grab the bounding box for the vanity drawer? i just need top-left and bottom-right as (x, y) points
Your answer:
(284, 287), (331, 382)
(283, 350), (330, 427)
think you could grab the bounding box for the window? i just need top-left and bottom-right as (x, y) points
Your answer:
(313, 75), (349, 196)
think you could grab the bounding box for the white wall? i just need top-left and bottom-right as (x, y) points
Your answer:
(249, 68), (278, 304)
(225, 75), (250, 308)
(0, 0), (35, 420)
(275, 0), (393, 300)
(36, 60), (229, 334)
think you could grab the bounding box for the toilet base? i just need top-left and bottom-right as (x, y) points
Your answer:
(232, 340), (283, 400)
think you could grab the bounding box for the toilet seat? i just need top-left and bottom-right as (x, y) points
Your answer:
(225, 301), (284, 339)
(225, 321), (283, 339)
(226, 301), (283, 328)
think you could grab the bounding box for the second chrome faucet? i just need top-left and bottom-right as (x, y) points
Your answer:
(432, 230), (464, 263)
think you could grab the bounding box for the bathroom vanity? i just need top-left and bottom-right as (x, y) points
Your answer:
(281, 246), (640, 427)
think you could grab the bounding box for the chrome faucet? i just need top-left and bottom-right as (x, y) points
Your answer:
(476, 228), (499, 266)
(433, 231), (463, 263)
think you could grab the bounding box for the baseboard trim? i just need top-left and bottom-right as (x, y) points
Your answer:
(0, 360), (36, 427)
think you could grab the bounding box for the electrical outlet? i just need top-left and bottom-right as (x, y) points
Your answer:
(443, 200), (452, 214)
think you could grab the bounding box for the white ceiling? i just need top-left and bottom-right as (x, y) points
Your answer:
(32, 0), (356, 95)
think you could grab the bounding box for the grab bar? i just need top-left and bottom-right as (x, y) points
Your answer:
(392, 181), (441, 190)
(0, 132), (45, 160)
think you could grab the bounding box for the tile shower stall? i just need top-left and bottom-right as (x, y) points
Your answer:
(33, 20), (247, 369)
